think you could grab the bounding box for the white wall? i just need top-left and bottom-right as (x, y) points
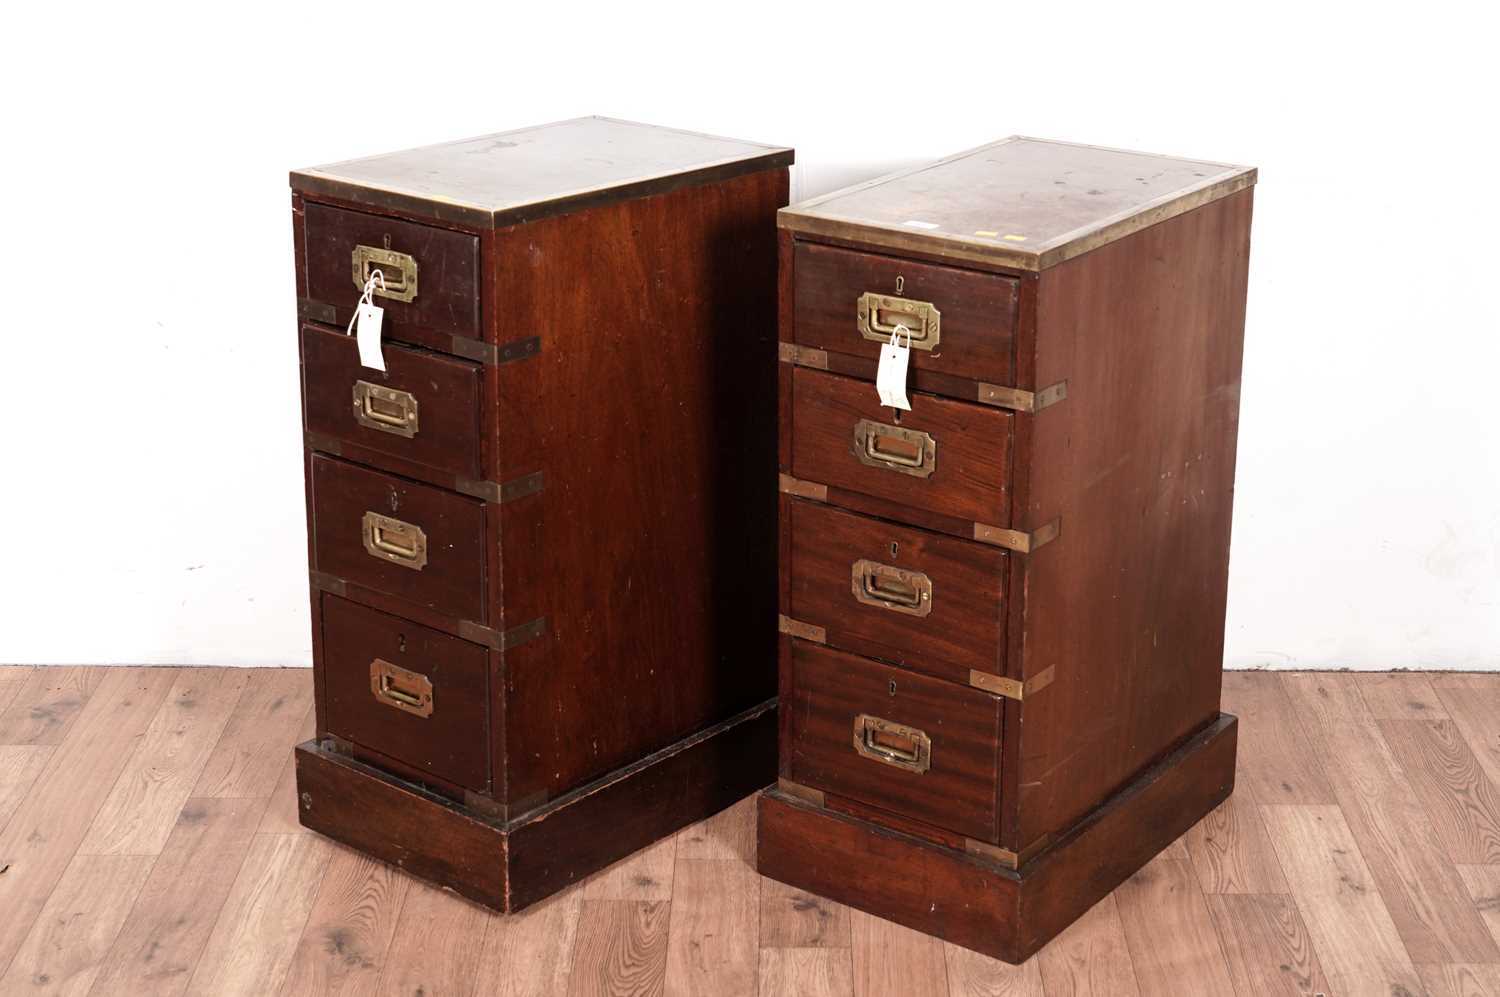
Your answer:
(3, 2), (1495, 668)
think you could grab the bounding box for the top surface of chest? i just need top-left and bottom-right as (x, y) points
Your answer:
(291, 116), (792, 228)
(780, 136), (1254, 271)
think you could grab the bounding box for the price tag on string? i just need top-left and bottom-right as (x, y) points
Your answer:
(347, 269), (387, 372)
(875, 324), (912, 411)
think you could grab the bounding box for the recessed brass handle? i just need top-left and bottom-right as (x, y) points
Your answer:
(852, 714), (931, 773)
(370, 658), (433, 718)
(852, 419), (936, 478)
(351, 245), (419, 303)
(851, 559), (933, 617)
(352, 381), (419, 438)
(362, 511), (428, 570)
(857, 292), (940, 350)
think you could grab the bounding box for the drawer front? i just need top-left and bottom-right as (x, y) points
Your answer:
(789, 500), (1006, 684)
(321, 594), (489, 791)
(304, 202), (481, 340)
(790, 366), (1012, 526)
(784, 640), (1002, 841)
(794, 242), (1018, 386)
(310, 455), (486, 622)
(301, 323), (483, 480)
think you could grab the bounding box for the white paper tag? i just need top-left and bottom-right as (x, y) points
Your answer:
(875, 327), (912, 410)
(355, 301), (386, 372)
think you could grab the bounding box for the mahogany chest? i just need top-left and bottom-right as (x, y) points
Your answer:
(758, 137), (1256, 961)
(288, 117), (791, 910)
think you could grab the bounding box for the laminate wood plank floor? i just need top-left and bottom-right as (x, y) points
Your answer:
(4, 667), (1500, 995)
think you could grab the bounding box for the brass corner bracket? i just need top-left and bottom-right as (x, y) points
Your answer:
(972, 517), (1061, 554)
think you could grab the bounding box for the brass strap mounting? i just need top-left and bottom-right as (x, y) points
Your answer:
(973, 518), (1061, 554)
(968, 664), (1056, 702)
(777, 614), (827, 644)
(976, 380), (1068, 413)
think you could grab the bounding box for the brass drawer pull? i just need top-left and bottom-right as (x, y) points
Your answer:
(352, 381), (419, 438)
(853, 419), (936, 478)
(851, 559), (933, 617)
(853, 714), (931, 773)
(362, 511), (428, 570)
(857, 292), (940, 350)
(370, 658), (433, 718)
(351, 245), (419, 303)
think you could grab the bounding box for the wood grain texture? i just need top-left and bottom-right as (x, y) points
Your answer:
(0, 744), (52, 831)
(850, 909), (949, 997)
(759, 948), (854, 997)
(1285, 675), (1500, 962)
(1359, 671), (1448, 718)
(1182, 789), (1289, 894)
(675, 795), (757, 864)
(474, 887), (582, 997)
(568, 901), (671, 997)
(0, 852), (153, 996)
(1456, 864), (1500, 949)
(78, 667), (247, 855)
(186, 833), (332, 996)
(1419, 963), (1500, 997)
(942, 943), (1045, 996)
(1220, 671), (1335, 804)
(1111, 849), (1236, 996)
(93, 797), (270, 996)
(1259, 803), (1423, 996)
(0, 666), (104, 745)
(1034, 897), (1139, 997)
(1435, 675), (1500, 797)
(0, 668), (174, 973)
(258, 702), (315, 835)
(1206, 894), (1330, 997)
(195, 669), (313, 798)
(277, 845), (410, 996)
(1379, 719), (1500, 864)
(664, 859), (759, 996)
(760, 875), (852, 948)
(583, 834), (678, 901)
(373, 878), (487, 997)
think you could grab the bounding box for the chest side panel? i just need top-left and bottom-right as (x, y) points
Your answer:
(1010, 188), (1253, 846)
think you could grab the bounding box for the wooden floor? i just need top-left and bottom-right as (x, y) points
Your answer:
(2, 670), (1499, 995)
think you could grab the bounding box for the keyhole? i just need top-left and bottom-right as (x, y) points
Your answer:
(397, 633), (407, 653)
(891, 409), (902, 425)
(890, 541), (899, 559)
(388, 490), (399, 513)
(888, 680), (897, 696)
(895, 275), (905, 295)
(382, 233), (392, 250)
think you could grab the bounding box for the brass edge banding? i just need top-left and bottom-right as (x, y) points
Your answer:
(297, 297), (338, 324)
(969, 664), (1058, 702)
(308, 571), (347, 597)
(778, 473), (828, 502)
(455, 471), (546, 504)
(972, 517), (1062, 554)
(777, 342), (830, 370)
(778, 614), (827, 644)
(777, 778), (825, 807)
(964, 838), (1021, 869)
(976, 380), (1068, 413)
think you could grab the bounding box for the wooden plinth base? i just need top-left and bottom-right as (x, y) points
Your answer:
(295, 698), (777, 912)
(757, 712), (1237, 963)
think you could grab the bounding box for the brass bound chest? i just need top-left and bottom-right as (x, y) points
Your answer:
(288, 117), (792, 911)
(758, 136), (1256, 961)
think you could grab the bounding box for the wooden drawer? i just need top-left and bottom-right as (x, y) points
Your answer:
(321, 594), (489, 791)
(301, 323), (483, 480)
(793, 242), (1018, 387)
(790, 366), (1013, 526)
(303, 202), (481, 340)
(783, 640), (1003, 842)
(788, 499), (1006, 685)
(310, 455), (486, 622)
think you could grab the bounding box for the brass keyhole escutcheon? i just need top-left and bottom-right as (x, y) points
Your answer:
(890, 542), (899, 558)
(889, 680), (897, 696)
(895, 275), (905, 294)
